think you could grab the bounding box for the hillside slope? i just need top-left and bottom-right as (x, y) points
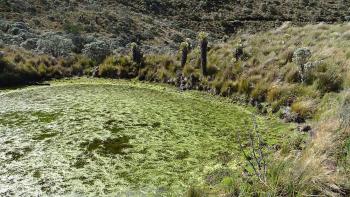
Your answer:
(1, 0), (350, 55)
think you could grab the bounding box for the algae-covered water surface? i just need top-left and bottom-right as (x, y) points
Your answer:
(0, 79), (290, 196)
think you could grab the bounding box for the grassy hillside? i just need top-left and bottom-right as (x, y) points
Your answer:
(1, 0), (349, 50)
(1, 22), (350, 195)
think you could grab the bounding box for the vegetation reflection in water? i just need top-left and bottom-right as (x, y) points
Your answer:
(0, 78), (291, 196)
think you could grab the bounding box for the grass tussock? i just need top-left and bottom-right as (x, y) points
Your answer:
(0, 48), (95, 86)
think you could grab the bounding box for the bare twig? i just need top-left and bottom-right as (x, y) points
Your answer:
(238, 116), (269, 185)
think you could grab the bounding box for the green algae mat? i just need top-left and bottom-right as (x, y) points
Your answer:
(0, 78), (291, 196)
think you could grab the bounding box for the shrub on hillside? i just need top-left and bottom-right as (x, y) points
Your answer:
(292, 48), (311, 83)
(63, 22), (83, 34)
(37, 34), (74, 57)
(82, 41), (110, 63)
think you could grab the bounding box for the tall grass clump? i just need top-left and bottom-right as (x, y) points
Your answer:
(0, 48), (95, 86)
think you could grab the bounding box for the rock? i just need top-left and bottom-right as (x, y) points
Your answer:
(82, 41), (110, 63)
(0, 51), (5, 58)
(298, 125), (312, 133)
(273, 21), (291, 34)
(280, 107), (305, 123)
(92, 66), (100, 77)
(179, 75), (190, 91)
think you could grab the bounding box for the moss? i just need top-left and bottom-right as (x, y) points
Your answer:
(0, 78), (292, 195)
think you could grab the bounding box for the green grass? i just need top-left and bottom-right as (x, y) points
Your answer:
(0, 78), (293, 196)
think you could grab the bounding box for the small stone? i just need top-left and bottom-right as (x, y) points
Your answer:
(298, 125), (312, 133)
(92, 66), (99, 77)
(0, 51), (5, 58)
(280, 107), (305, 123)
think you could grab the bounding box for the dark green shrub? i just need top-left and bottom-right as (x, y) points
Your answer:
(63, 22), (82, 34)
